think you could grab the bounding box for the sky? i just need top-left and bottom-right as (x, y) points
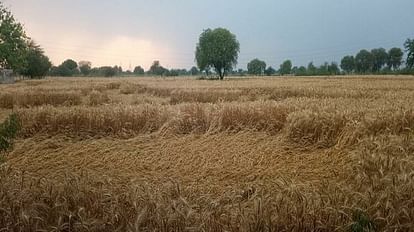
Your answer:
(3, 0), (414, 71)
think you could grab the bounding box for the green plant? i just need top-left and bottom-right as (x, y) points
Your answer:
(349, 210), (375, 232)
(0, 113), (21, 152)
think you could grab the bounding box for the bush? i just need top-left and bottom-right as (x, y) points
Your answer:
(0, 113), (21, 152)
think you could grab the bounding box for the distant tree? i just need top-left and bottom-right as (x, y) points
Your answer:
(79, 61), (92, 76)
(114, 65), (123, 75)
(149, 60), (167, 76)
(100, 66), (116, 77)
(328, 62), (340, 75)
(307, 62), (317, 75)
(247, 58), (266, 75)
(279, 60), (292, 75)
(340, 56), (355, 74)
(0, 3), (28, 72)
(264, 66), (276, 76)
(21, 41), (51, 79)
(133, 66), (145, 75)
(190, 66), (199, 75)
(355, 50), (374, 73)
(166, 69), (179, 77)
(371, 48), (388, 72)
(195, 28), (240, 80)
(387, 47), (403, 70)
(62, 59), (78, 70)
(405, 38), (414, 69)
(318, 62), (329, 75)
(51, 59), (79, 76)
(296, 66), (307, 76)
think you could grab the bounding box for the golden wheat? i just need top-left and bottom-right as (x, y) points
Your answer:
(1, 75), (414, 231)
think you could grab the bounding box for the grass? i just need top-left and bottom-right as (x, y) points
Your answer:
(1, 75), (414, 230)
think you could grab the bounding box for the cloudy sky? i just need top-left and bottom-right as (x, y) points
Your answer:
(3, 0), (414, 70)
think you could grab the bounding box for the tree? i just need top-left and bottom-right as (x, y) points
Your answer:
(0, 3), (28, 72)
(62, 59), (78, 70)
(340, 56), (355, 74)
(405, 39), (414, 69)
(79, 61), (92, 76)
(133, 66), (145, 75)
(247, 58), (266, 75)
(21, 41), (51, 79)
(149, 60), (167, 76)
(296, 66), (307, 76)
(328, 62), (340, 75)
(307, 62), (317, 75)
(387, 47), (403, 70)
(355, 50), (374, 74)
(190, 66), (199, 76)
(371, 48), (388, 72)
(195, 28), (240, 80)
(264, 66), (276, 76)
(279, 60), (292, 75)
(51, 59), (79, 76)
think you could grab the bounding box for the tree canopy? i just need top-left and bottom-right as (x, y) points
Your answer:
(133, 66), (145, 75)
(247, 58), (266, 75)
(195, 28), (240, 80)
(20, 41), (51, 78)
(279, 60), (292, 75)
(405, 39), (414, 69)
(340, 56), (355, 74)
(355, 50), (374, 73)
(0, 3), (28, 72)
(79, 61), (92, 76)
(387, 48), (403, 70)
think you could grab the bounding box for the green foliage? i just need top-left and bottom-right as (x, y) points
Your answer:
(264, 66), (276, 76)
(341, 56), (355, 74)
(349, 210), (375, 232)
(355, 50), (374, 74)
(0, 113), (21, 153)
(79, 61), (92, 76)
(307, 62), (317, 75)
(371, 48), (388, 73)
(149, 61), (167, 76)
(405, 38), (414, 69)
(0, 3), (28, 72)
(133, 66), (145, 75)
(190, 66), (199, 76)
(387, 47), (403, 70)
(195, 28), (240, 80)
(50, 59), (79, 77)
(247, 58), (266, 75)
(295, 66), (307, 76)
(279, 60), (292, 75)
(21, 41), (52, 79)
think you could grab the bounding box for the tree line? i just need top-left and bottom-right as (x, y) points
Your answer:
(48, 59), (201, 77)
(1, 3), (414, 80)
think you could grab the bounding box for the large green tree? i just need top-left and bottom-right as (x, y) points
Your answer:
(387, 47), (403, 70)
(371, 48), (388, 72)
(247, 58), (266, 75)
(279, 60), (292, 75)
(195, 28), (240, 80)
(21, 41), (51, 79)
(340, 55), (355, 74)
(0, 3), (28, 72)
(355, 50), (374, 74)
(405, 38), (414, 69)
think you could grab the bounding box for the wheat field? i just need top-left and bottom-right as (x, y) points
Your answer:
(1, 75), (414, 231)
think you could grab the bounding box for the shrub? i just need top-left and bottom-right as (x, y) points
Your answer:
(0, 113), (21, 152)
